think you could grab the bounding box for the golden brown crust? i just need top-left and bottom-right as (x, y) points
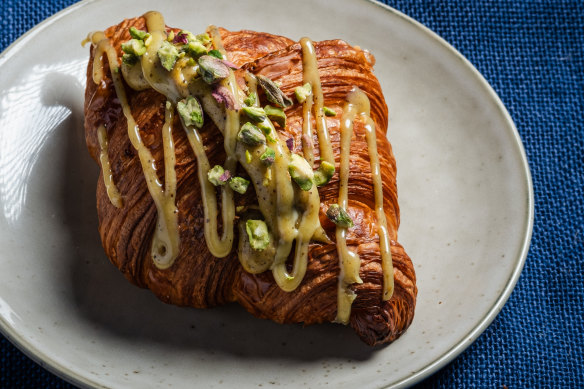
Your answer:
(84, 16), (417, 346)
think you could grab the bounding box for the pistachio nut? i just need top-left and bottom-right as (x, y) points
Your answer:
(177, 96), (204, 129)
(313, 161), (335, 186)
(326, 204), (354, 228)
(294, 82), (312, 104)
(260, 147), (276, 166)
(288, 153), (314, 191)
(229, 177), (250, 194)
(242, 106), (267, 122)
(245, 219), (270, 251)
(264, 105), (286, 127)
(157, 40), (179, 71)
(197, 55), (230, 84)
(237, 122), (266, 146)
(257, 75), (293, 108)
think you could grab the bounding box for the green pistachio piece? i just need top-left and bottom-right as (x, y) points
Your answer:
(288, 154), (314, 191)
(245, 219), (270, 251)
(244, 92), (257, 107)
(167, 31), (175, 42)
(326, 204), (354, 228)
(245, 149), (252, 163)
(229, 177), (250, 194)
(177, 96), (204, 129)
(121, 39), (146, 56)
(176, 30), (196, 42)
(207, 165), (230, 186)
(257, 75), (293, 108)
(323, 106), (337, 117)
(260, 147), (276, 166)
(122, 53), (138, 65)
(197, 55), (230, 84)
(294, 82), (312, 103)
(263, 168), (272, 186)
(242, 106), (267, 122)
(237, 122), (266, 146)
(184, 41), (207, 57)
(196, 33), (211, 45)
(157, 40), (179, 71)
(129, 27), (150, 40)
(257, 121), (277, 143)
(208, 49), (224, 59)
(264, 105), (286, 127)
(313, 161), (335, 186)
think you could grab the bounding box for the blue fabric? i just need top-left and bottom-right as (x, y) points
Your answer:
(1, 0), (582, 387)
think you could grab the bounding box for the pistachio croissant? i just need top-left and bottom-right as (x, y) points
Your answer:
(83, 14), (416, 346)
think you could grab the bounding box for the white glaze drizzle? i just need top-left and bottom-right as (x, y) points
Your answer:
(97, 125), (123, 208)
(90, 29), (180, 269)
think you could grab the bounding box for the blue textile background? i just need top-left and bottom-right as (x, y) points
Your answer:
(1, 0), (582, 387)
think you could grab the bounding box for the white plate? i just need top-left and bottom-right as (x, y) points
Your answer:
(0, 0), (533, 387)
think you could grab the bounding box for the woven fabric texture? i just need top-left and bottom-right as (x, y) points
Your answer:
(1, 0), (583, 388)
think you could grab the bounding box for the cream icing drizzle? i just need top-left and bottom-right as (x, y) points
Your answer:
(97, 125), (123, 208)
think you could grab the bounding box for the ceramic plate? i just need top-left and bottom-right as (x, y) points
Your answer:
(0, 0), (533, 387)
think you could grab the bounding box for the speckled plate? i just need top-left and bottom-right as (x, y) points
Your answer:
(0, 0), (533, 387)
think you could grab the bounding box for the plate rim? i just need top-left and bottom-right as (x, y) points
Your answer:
(0, 0), (534, 388)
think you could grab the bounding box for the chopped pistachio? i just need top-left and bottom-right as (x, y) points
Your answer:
(129, 27), (149, 40)
(313, 161), (335, 186)
(245, 219), (270, 251)
(288, 154), (314, 191)
(260, 147), (276, 166)
(187, 57), (196, 66)
(257, 121), (277, 143)
(211, 84), (237, 110)
(245, 149), (252, 163)
(229, 177), (250, 194)
(257, 75), (293, 108)
(170, 30), (193, 44)
(264, 105), (286, 127)
(326, 204), (354, 228)
(294, 82), (312, 103)
(242, 106), (267, 122)
(263, 168), (272, 186)
(122, 53), (138, 65)
(323, 106), (337, 117)
(208, 49), (223, 59)
(196, 33), (211, 45)
(184, 40), (207, 57)
(121, 39), (146, 56)
(157, 40), (179, 71)
(197, 55), (230, 84)
(208, 165), (230, 186)
(244, 92), (257, 107)
(177, 96), (204, 128)
(237, 122), (266, 146)
(174, 31), (192, 45)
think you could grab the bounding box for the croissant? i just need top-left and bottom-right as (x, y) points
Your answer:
(83, 12), (417, 346)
